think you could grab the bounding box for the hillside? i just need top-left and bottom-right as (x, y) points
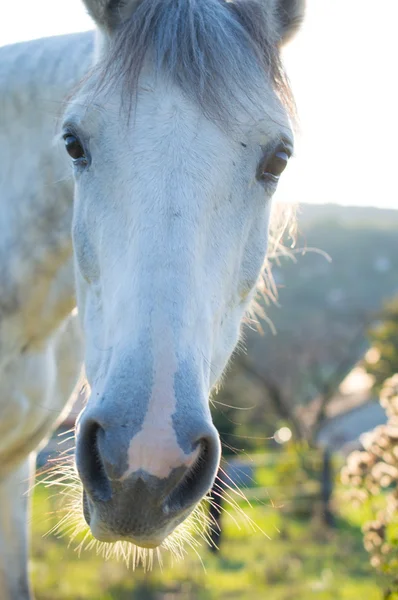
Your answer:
(297, 203), (398, 229)
(268, 203), (398, 329)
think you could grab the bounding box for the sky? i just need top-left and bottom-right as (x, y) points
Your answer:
(1, 0), (397, 209)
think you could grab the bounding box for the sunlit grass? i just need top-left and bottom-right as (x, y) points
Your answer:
(30, 478), (383, 600)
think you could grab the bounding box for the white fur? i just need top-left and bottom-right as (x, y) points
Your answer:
(0, 32), (91, 597)
(122, 323), (199, 480)
(70, 67), (292, 394)
(69, 20), (293, 544)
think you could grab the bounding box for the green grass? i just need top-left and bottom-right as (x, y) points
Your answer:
(30, 484), (383, 600)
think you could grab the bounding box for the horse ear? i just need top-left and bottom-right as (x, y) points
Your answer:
(273, 0), (305, 45)
(82, 0), (137, 30)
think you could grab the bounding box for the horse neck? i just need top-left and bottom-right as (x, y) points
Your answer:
(0, 33), (94, 357)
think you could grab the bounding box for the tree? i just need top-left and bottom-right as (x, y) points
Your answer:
(214, 307), (369, 448)
(364, 297), (398, 391)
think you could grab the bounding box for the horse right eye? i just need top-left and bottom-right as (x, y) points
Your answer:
(63, 134), (86, 163)
(258, 146), (290, 184)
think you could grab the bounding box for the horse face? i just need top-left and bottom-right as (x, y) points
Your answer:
(62, 0), (302, 549)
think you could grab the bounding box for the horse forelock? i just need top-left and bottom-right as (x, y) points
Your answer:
(86, 0), (294, 124)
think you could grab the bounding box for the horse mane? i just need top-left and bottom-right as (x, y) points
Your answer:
(92, 0), (295, 123)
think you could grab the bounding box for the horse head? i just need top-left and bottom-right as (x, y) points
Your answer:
(62, 0), (304, 549)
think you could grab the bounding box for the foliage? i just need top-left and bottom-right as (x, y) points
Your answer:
(341, 375), (398, 597)
(364, 297), (398, 392)
(210, 368), (274, 456)
(261, 443), (323, 518)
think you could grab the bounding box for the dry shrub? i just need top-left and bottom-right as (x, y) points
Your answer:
(341, 375), (398, 594)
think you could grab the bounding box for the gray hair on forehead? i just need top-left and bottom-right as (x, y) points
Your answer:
(90, 0), (301, 124)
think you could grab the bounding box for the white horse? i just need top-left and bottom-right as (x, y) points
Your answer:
(0, 0), (304, 596)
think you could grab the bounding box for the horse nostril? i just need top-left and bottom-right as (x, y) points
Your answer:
(76, 420), (112, 502)
(164, 434), (219, 513)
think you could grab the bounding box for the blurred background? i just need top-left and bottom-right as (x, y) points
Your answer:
(2, 1), (398, 599)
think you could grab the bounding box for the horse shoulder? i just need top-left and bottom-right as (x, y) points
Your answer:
(0, 33), (93, 361)
(0, 312), (83, 475)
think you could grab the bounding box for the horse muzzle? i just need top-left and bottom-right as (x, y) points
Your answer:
(76, 411), (221, 546)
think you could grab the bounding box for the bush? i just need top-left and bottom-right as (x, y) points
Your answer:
(342, 375), (398, 596)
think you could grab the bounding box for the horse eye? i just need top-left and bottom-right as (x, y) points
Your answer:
(63, 134), (86, 162)
(259, 148), (290, 183)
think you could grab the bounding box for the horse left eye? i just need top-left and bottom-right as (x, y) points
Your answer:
(63, 134), (86, 162)
(259, 148), (290, 183)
